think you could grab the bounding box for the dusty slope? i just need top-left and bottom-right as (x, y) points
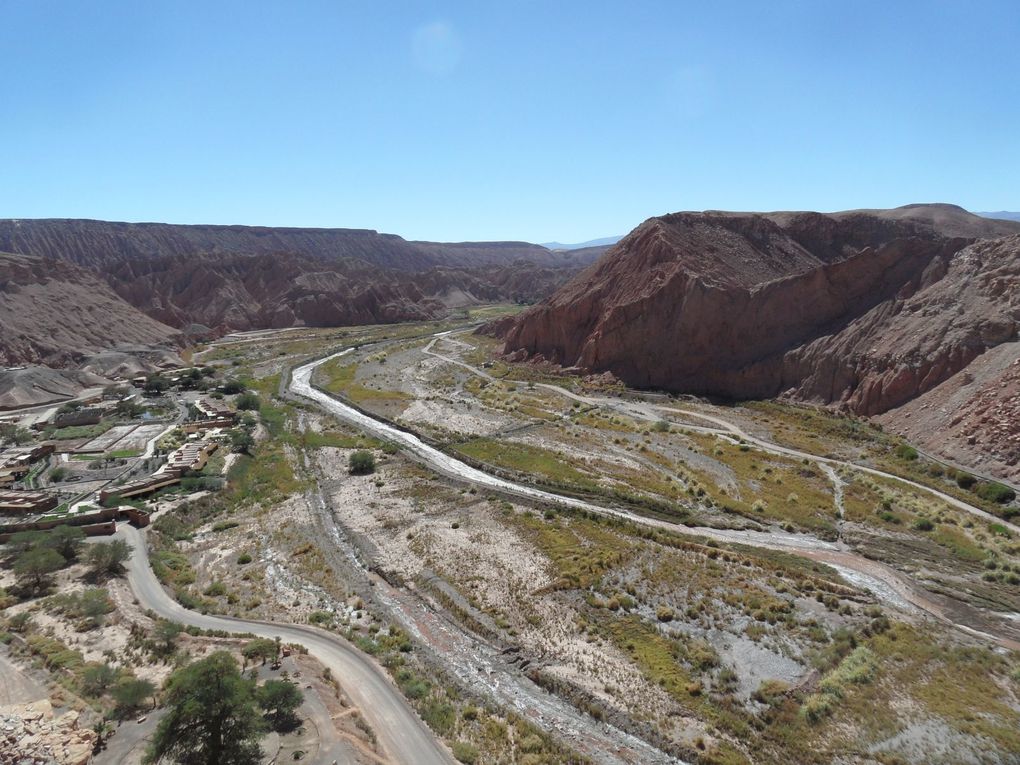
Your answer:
(877, 341), (1020, 484)
(0, 252), (179, 366)
(102, 252), (585, 331)
(0, 366), (110, 409)
(0, 218), (602, 335)
(494, 206), (1020, 477)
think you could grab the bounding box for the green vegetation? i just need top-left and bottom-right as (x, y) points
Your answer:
(241, 638), (280, 667)
(318, 359), (411, 404)
(235, 391), (261, 411)
(976, 481), (1017, 505)
(801, 646), (878, 722)
(44, 588), (114, 630)
(893, 444), (918, 461)
(300, 430), (382, 450)
(256, 679), (302, 732)
(348, 449), (376, 475)
(107, 449), (141, 459)
(147, 651), (303, 764)
(86, 539), (132, 576)
(48, 421), (115, 441)
(13, 547), (65, 591)
(683, 434), (838, 534)
(113, 678), (156, 718)
(454, 438), (596, 490)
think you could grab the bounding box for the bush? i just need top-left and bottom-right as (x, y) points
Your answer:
(421, 700), (456, 734)
(396, 668), (429, 699)
(912, 517), (934, 532)
(220, 379), (246, 395)
(349, 450), (376, 475)
(451, 742), (479, 764)
(956, 472), (977, 490)
(975, 482), (1016, 505)
(800, 692), (833, 723)
(894, 444), (918, 461)
(203, 581), (227, 597)
(236, 552), (252, 565)
(111, 678), (155, 718)
(235, 391), (260, 411)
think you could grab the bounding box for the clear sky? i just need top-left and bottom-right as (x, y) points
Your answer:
(1, 1), (1017, 243)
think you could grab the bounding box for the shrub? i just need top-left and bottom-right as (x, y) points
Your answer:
(800, 692), (833, 723)
(236, 552), (252, 565)
(235, 392), (260, 411)
(220, 379), (246, 395)
(956, 472), (977, 490)
(752, 679), (789, 705)
(912, 517), (934, 532)
(451, 742), (479, 764)
(349, 450), (376, 475)
(975, 482), (1016, 504)
(656, 606), (674, 622)
(894, 444), (918, 461)
(396, 669), (429, 699)
(203, 581), (227, 597)
(421, 700), (456, 734)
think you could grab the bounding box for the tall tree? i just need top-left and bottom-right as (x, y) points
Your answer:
(145, 652), (264, 765)
(112, 678), (156, 718)
(86, 539), (132, 576)
(14, 546), (64, 591)
(256, 679), (302, 732)
(45, 525), (86, 560)
(241, 638), (278, 668)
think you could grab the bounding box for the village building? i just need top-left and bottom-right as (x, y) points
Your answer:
(0, 490), (59, 516)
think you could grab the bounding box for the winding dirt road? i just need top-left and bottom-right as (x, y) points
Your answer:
(115, 524), (453, 765)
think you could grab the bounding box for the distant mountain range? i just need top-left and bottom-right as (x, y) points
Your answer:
(978, 211), (1020, 222)
(540, 235), (623, 251)
(0, 219), (605, 367)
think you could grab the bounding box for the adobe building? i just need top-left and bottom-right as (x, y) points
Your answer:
(0, 490), (59, 516)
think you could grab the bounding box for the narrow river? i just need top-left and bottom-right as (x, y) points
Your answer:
(291, 345), (1020, 652)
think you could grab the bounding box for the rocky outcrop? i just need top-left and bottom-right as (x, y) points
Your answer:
(878, 343), (1020, 485)
(495, 205), (1020, 418)
(0, 700), (97, 765)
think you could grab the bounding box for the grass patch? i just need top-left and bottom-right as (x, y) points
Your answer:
(48, 421), (115, 440)
(317, 360), (412, 404)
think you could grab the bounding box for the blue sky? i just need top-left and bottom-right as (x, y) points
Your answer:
(1, 1), (1017, 242)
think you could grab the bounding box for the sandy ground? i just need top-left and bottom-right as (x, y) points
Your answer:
(0, 650), (48, 706)
(314, 446), (715, 738)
